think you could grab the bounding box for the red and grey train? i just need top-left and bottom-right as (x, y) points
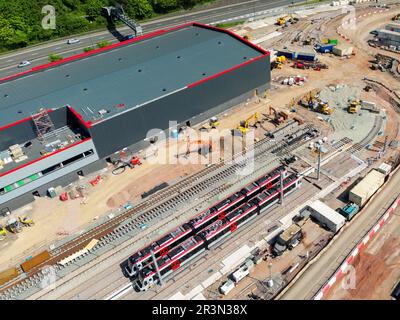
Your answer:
(135, 173), (301, 291)
(125, 164), (288, 277)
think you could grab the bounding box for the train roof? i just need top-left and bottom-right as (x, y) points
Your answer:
(0, 23), (267, 128)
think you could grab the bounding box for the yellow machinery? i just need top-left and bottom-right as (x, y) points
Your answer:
(348, 100), (361, 114)
(7, 218), (22, 233)
(209, 117), (220, 129)
(19, 215), (34, 227)
(317, 101), (333, 115)
(200, 117), (220, 131)
(277, 56), (286, 64)
(237, 113), (260, 134)
(272, 55), (286, 69)
(276, 14), (298, 26)
(0, 224), (6, 240)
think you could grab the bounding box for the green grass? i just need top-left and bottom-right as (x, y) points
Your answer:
(48, 53), (63, 62)
(83, 46), (95, 52)
(96, 41), (111, 49)
(215, 20), (245, 29)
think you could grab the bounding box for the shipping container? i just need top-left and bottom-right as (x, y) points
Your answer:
(317, 44), (335, 53)
(0, 267), (19, 286)
(277, 50), (295, 59)
(20, 250), (51, 272)
(328, 39), (338, 45)
(332, 45), (353, 56)
(296, 52), (316, 61)
(307, 200), (346, 233)
(349, 169), (385, 207)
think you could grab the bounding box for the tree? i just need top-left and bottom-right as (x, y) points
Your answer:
(85, 0), (107, 21)
(151, 0), (179, 13)
(124, 0), (153, 19)
(179, 0), (198, 10)
(0, 16), (30, 49)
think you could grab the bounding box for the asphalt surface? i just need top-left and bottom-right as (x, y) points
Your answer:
(279, 170), (400, 300)
(0, 0), (299, 78)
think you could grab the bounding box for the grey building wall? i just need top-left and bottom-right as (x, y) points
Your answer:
(90, 55), (270, 158)
(0, 159), (107, 212)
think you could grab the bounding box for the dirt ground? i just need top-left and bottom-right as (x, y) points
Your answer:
(2, 4), (400, 273)
(324, 212), (400, 300)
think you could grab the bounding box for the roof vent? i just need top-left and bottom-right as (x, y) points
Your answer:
(118, 58), (122, 61)
(243, 56), (247, 60)
(138, 69), (142, 72)
(83, 88), (88, 91)
(4, 94), (8, 98)
(202, 73), (206, 76)
(156, 45), (160, 49)
(162, 88), (166, 92)
(177, 55), (181, 59)
(218, 41), (222, 45)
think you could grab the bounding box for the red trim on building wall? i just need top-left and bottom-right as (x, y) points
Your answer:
(0, 138), (92, 178)
(1, 22), (270, 127)
(187, 55), (267, 88)
(0, 109), (54, 132)
(0, 23), (194, 84)
(192, 22), (269, 55)
(67, 106), (93, 129)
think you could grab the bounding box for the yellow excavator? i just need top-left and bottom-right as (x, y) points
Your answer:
(273, 55), (287, 69)
(0, 224), (6, 240)
(237, 113), (260, 135)
(348, 100), (361, 114)
(317, 101), (333, 115)
(19, 214), (34, 227)
(276, 14), (298, 26)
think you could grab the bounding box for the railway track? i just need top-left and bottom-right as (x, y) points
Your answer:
(0, 122), (316, 300)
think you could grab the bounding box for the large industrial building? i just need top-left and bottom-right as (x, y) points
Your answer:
(0, 22), (271, 213)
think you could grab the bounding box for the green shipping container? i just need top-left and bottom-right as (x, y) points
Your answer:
(29, 173), (39, 181)
(329, 39), (338, 45)
(4, 185), (14, 192)
(17, 180), (25, 187)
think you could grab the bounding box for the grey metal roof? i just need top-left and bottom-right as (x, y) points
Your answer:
(0, 25), (264, 127)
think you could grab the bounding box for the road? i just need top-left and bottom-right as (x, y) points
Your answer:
(279, 170), (400, 300)
(0, 0), (300, 78)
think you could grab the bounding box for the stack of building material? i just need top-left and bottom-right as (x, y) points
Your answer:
(332, 44), (353, 56)
(9, 144), (24, 161)
(349, 169), (385, 207)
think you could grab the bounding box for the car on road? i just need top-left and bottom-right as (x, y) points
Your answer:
(123, 34), (134, 41)
(67, 38), (80, 44)
(18, 60), (31, 68)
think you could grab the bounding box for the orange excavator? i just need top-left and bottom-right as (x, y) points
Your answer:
(269, 106), (288, 126)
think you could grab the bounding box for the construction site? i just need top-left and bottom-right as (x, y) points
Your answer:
(0, 0), (400, 301)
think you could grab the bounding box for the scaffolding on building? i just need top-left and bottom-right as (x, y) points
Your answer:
(31, 108), (56, 141)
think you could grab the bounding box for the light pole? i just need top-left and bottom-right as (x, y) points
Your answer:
(267, 262), (274, 287)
